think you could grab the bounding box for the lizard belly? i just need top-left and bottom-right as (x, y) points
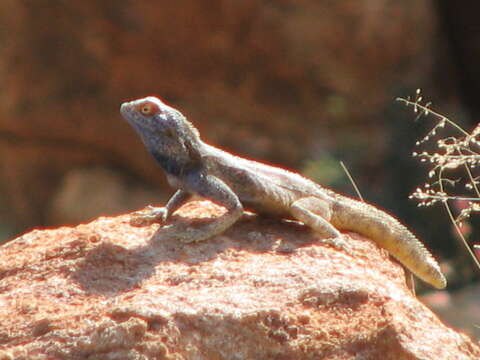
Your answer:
(237, 185), (295, 218)
(241, 198), (291, 217)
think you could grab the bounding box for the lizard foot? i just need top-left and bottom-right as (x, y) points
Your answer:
(178, 229), (211, 243)
(318, 235), (353, 255)
(129, 206), (167, 227)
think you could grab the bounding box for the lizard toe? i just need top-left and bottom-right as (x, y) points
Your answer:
(318, 235), (353, 255)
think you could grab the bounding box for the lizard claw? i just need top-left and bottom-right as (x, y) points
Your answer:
(319, 235), (353, 255)
(129, 206), (168, 226)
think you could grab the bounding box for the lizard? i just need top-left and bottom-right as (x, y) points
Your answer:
(120, 95), (447, 290)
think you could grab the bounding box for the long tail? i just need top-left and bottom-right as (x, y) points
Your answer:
(330, 195), (447, 289)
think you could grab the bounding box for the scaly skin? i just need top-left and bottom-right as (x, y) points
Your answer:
(120, 96), (446, 289)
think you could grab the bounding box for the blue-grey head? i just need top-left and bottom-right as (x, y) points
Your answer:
(120, 96), (202, 174)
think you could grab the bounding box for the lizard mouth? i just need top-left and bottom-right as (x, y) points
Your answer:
(120, 101), (145, 130)
(120, 102), (133, 117)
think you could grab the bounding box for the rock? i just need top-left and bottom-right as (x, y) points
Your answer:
(423, 282), (480, 341)
(0, 201), (477, 359)
(47, 167), (165, 226)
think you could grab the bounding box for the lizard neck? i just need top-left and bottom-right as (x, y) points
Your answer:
(149, 139), (204, 177)
(150, 150), (201, 176)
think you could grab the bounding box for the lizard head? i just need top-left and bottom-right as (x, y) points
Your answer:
(120, 96), (202, 174)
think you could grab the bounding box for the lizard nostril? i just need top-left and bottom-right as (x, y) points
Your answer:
(120, 103), (130, 115)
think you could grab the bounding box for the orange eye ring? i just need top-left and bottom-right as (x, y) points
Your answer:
(135, 101), (159, 116)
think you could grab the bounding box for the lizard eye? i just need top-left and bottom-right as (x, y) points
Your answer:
(136, 101), (159, 116)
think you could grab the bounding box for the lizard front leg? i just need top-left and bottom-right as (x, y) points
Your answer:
(290, 197), (350, 252)
(130, 189), (192, 226)
(166, 172), (243, 243)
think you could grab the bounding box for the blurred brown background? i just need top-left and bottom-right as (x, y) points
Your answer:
(0, 1), (479, 285)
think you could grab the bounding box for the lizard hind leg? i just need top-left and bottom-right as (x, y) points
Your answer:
(290, 197), (350, 252)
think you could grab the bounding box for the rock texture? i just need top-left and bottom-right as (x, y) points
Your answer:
(0, 201), (478, 360)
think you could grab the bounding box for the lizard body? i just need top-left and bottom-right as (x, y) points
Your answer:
(120, 96), (446, 289)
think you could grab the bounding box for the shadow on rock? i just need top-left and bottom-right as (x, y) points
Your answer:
(71, 215), (312, 296)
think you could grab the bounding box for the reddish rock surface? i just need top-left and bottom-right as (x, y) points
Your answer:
(0, 201), (478, 359)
